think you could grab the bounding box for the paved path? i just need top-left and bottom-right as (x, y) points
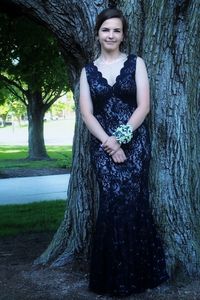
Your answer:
(0, 174), (70, 205)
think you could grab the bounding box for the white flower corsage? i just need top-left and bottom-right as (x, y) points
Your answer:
(113, 124), (133, 144)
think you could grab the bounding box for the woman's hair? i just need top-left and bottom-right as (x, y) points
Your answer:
(94, 8), (128, 39)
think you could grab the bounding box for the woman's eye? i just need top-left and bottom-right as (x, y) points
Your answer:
(101, 28), (121, 33)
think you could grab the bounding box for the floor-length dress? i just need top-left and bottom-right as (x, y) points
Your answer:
(85, 54), (169, 297)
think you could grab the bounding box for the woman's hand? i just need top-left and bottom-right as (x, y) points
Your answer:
(111, 148), (127, 163)
(102, 136), (120, 156)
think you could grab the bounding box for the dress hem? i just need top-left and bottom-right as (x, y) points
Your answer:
(88, 274), (169, 297)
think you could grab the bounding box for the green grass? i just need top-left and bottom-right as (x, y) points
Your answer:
(0, 145), (72, 169)
(0, 200), (66, 237)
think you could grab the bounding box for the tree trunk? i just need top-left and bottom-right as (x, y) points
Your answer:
(122, 0), (200, 276)
(34, 80), (100, 266)
(0, 115), (6, 127)
(6, 0), (200, 278)
(27, 91), (48, 160)
(142, 0), (200, 277)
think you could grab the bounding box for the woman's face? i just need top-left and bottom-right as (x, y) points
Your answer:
(98, 18), (123, 52)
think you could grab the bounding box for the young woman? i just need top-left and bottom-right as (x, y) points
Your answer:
(79, 7), (169, 297)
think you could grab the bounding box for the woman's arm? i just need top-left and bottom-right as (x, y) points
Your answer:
(79, 68), (109, 144)
(79, 67), (125, 161)
(127, 57), (150, 130)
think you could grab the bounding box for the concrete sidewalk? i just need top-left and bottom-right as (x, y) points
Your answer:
(0, 174), (70, 205)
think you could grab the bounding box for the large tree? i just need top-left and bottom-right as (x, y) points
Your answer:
(0, 13), (69, 159)
(2, 0), (199, 279)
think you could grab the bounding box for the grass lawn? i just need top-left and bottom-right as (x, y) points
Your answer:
(0, 145), (72, 169)
(0, 200), (66, 237)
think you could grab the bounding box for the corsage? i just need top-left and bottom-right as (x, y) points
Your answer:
(113, 124), (133, 144)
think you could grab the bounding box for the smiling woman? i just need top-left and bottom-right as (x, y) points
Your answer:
(79, 6), (169, 298)
(93, 13), (128, 87)
(97, 18), (124, 52)
(0, 1), (198, 297)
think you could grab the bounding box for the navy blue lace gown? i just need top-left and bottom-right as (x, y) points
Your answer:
(85, 54), (169, 297)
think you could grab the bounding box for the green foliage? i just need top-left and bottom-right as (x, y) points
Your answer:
(0, 13), (69, 97)
(0, 13), (71, 158)
(0, 93), (26, 123)
(0, 200), (66, 237)
(0, 145), (72, 169)
(50, 98), (67, 116)
(0, 85), (9, 104)
(0, 102), (9, 117)
(49, 92), (75, 117)
(9, 99), (26, 119)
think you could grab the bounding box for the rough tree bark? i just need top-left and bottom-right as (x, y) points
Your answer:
(4, 0), (200, 277)
(140, 0), (200, 277)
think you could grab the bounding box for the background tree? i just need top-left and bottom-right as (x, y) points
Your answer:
(0, 102), (9, 126)
(1, 0), (199, 279)
(9, 99), (26, 125)
(48, 94), (74, 119)
(49, 99), (66, 119)
(0, 85), (26, 126)
(0, 13), (69, 159)
(0, 87), (9, 126)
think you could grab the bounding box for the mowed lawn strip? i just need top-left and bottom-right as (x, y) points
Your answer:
(0, 145), (72, 169)
(0, 200), (66, 237)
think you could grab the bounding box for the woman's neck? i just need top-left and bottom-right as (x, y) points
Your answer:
(98, 51), (126, 65)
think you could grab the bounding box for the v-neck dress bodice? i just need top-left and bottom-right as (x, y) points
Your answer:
(92, 54), (129, 88)
(85, 54), (169, 297)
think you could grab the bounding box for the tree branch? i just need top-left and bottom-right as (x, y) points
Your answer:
(2, 82), (27, 105)
(5, 0), (105, 68)
(43, 86), (64, 105)
(45, 91), (65, 110)
(21, 92), (28, 106)
(43, 89), (55, 104)
(0, 74), (27, 95)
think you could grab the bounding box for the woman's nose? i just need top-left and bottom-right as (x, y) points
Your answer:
(108, 31), (114, 38)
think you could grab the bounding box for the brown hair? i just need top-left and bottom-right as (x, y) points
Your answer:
(94, 8), (128, 39)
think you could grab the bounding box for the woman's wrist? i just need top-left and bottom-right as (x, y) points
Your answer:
(101, 134), (109, 145)
(126, 123), (134, 131)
